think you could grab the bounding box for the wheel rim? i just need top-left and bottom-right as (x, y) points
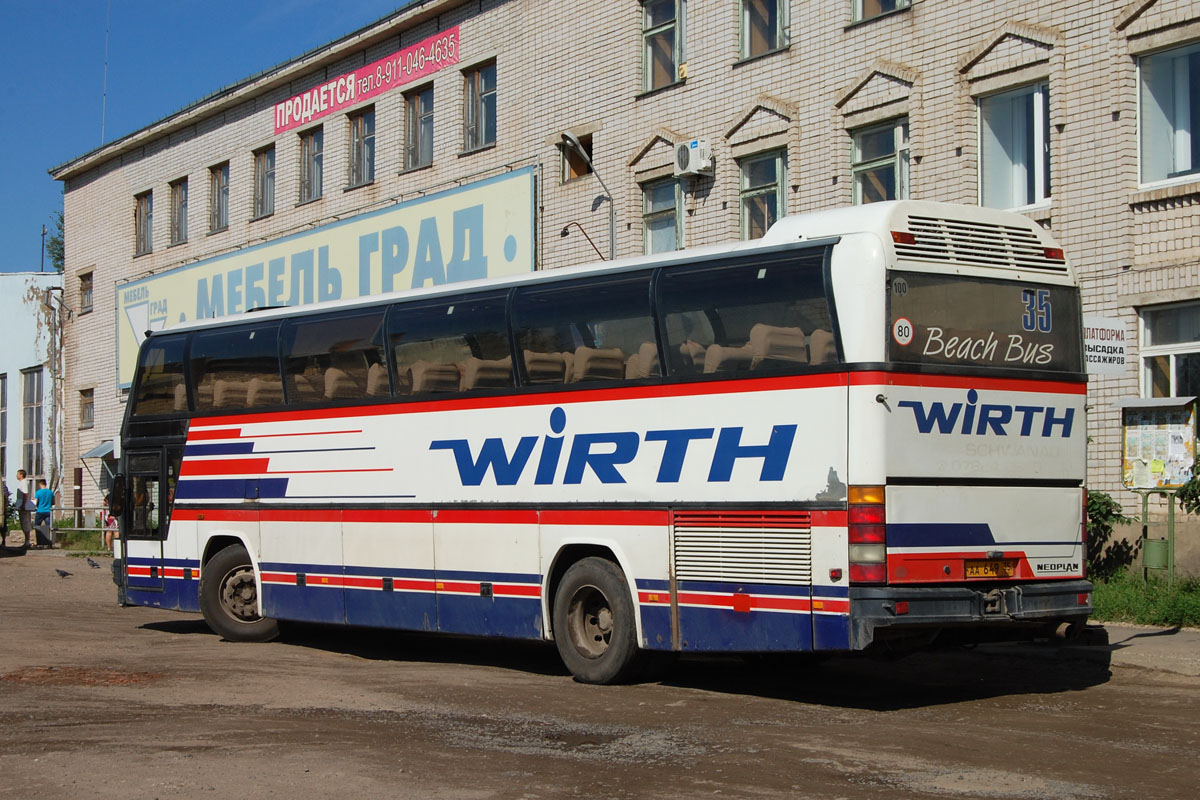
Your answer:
(566, 583), (613, 659)
(219, 565), (261, 623)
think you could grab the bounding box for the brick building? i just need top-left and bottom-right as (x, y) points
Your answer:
(50, 0), (1200, 523)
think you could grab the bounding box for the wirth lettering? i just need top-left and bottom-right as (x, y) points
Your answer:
(899, 390), (1075, 438)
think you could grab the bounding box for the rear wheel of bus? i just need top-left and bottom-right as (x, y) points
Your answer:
(552, 557), (641, 684)
(199, 543), (279, 643)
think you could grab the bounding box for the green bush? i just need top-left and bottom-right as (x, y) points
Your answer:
(1087, 490), (1136, 581)
(57, 529), (104, 552)
(1092, 571), (1200, 627)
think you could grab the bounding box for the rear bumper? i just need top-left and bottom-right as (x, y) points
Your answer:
(849, 579), (1093, 650)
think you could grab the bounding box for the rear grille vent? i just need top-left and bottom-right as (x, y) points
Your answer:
(895, 215), (1067, 273)
(672, 511), (812, 585)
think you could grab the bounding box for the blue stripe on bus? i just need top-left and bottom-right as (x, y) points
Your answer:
(886, 523), (996, 548)
(678, 606), (813, 652)
(184, 442), (257, 456)
(175, 477), (289, 500)
(813, 612), (851, 651)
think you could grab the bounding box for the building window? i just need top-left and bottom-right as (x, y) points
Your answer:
(21, 367), (42, 478)
(209, 163), (229, 232)
(853, 0), (911, 23)
(79, 272), (94, 315)
(253, 147), (275, 219)
(562, 133), (594, 182)
(979, 83), (1050, 209)
(134, 191), (153, 255)
(1141, 302), (1200, 397)
(740, 150), (786, 240)
(852, 118), (909, 204)
(1140, 42), (1200, 185)
(80, 388), (94, 430)
(643, 178), (681, 254)
(463, 63), (497, 151)
(405, 86), (434, 169)
(643, 0), (683, 92)
(300, 127), (324, 202)
(741, 0), (787, 60)
(169, 178), (188, 244)
(349, 107), (375, 187)
(1, 373), (6, 478)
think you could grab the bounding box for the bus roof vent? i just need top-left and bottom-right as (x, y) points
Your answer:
(672, 511), (812, 586)
(896, 214), (1068, 273)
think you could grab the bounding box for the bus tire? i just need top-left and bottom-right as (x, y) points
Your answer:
(199, 544), (279, 643)
(552, 557), (641, 685)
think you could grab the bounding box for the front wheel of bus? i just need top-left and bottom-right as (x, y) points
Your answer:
(553, 557), (640, 684)
(199, 544), (279, 643)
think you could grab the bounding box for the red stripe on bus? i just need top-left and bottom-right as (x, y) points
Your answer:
(180, 457), (271, 476)
(260, 572), (295, 584)
(849, 371), (1087, 395)
(676, 591), (811, 613)
(540, 509), (670, 526)
(887, 552), (1046, 583)
(435, 509), (541, 525)
(342, 509), (433, 523)
(811, 510), (848, 526)
(494, 584), (542, 598)
(187, 373), (851, 427)
(188, 428), (243, 440)
(809, 598), (850, 613)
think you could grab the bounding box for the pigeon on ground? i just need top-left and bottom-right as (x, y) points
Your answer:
(55, 568), (72, 578)
(87, 557), (100, 568)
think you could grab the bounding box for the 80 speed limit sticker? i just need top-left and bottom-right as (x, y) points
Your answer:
(892, 317), (914, 346)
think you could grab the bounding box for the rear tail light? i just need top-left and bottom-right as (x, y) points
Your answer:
(849, 485), (886, 585)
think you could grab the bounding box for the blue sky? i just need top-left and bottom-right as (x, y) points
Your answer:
(0, 0), (406, 273)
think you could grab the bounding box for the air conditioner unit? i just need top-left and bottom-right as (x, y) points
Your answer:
(674, 139), (714, 177)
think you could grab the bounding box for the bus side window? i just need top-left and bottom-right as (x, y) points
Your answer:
(131, 335), (189, 416)
(511, 273), (658, 387)
(656, 249), (837, 377)
(387, 293), (511, 397)
(190, 322), (282, 412)
(283, 311), (386, 406)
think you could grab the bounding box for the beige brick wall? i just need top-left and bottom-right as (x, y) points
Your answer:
(57, 0), (1200, 512)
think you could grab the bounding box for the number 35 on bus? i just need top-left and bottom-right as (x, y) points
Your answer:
(110, 200), (1091, 684)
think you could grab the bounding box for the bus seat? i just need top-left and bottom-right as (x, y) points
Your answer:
(524, 350), (567, 384)
(410, 360), (460, 393)
(212, 378), (248, 408)
(289, 373), (319, 403)
(561, 351), (575, 381)
(808, 328), (837, 364)
(749, 324), (808, 368)
(173, 383), (188, 411)
(679, 340), (706, 371)
(625, 353), (641, 379)
(366, 362), (389, 397)
(461, 356), (512, 390)
(572, 346), (625, 382)
(324, 367), (360, 400)
(246, 376), (284, 407)
(703, 343), (754, 374)
(637, 341), (661, 377)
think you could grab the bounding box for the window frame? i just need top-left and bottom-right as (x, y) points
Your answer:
(851, 118), (909, 204)
(79, 271), (94, 315)
(1139, 300), (1200, 398)
(642, 0), (684, 93)
(463, 62), (497, 152)
(978, 82), (1051, 210)
(299, 126), (324, 203)
(739, 149), (786, 240)
(1138, 41), (1200, 187)
(740, 0), (788, 61)
(21, 367), (43, 478)
(642, 177), (682, 254)
(253, 146), (276, 219)
(852, 0), (912, 24)
(405, 85), (434, 170)
(169, 178), (188, 245)
(209, 162), (229, 233)
(134, 191), (153, 256)
(348, 107), (376, 188)
(79, 388), (95, 430)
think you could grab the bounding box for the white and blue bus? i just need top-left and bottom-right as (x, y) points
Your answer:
(111, 200), (1091, 683)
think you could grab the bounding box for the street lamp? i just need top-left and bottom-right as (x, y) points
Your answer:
(560, 131), (615, 261)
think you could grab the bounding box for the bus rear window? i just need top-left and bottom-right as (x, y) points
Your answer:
(888, 271), (1082, 372)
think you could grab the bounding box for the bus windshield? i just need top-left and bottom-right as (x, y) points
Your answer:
(887, 270), (1082, 373)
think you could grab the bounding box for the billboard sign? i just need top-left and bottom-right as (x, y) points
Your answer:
(115, 167), (536, 389)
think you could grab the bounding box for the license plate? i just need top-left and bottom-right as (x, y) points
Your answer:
(965, 559), (1016, 578)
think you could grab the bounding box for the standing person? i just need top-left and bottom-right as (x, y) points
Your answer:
(34, 479), (54, 547)
(15, 469), (33, 548)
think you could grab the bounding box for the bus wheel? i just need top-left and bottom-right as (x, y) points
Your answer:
(552, 557), (640, 684)
(199, 544), (279, 643)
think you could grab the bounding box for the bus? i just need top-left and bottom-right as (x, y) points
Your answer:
(110, 200), (1091, 684)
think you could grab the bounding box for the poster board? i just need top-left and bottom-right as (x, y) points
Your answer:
(1119, 397), (1196, 489)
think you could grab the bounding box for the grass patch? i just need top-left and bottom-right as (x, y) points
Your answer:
(55, 529), (105, 552)
(1092, 571), (1200, 628)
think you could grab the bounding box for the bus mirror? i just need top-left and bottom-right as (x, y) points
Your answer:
(109, 475), (126, 518)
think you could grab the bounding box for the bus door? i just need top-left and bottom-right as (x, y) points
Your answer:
(123, 449), (167, 594)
